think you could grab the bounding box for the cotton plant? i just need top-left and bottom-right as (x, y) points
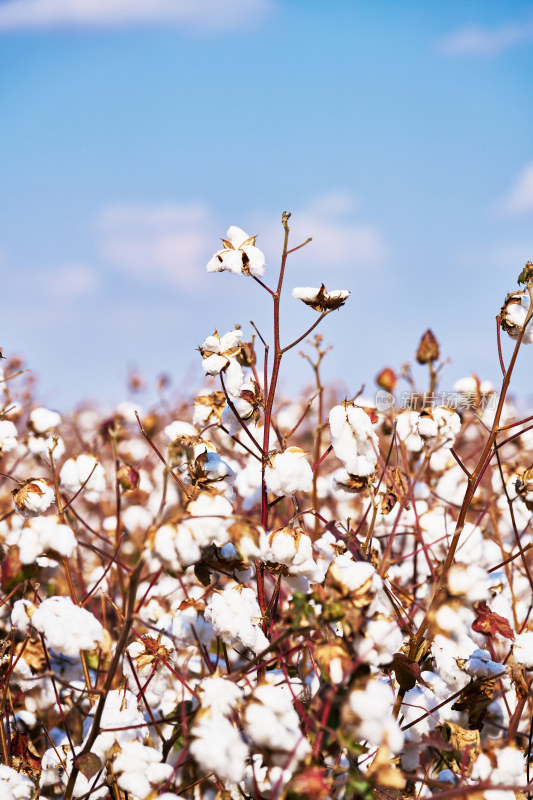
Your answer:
(3, 232), (533, 799)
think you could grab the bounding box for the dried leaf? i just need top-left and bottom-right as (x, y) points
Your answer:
(472, 601), (515, 641)
(74, 752), (102, 780)
(390, 652), (429, 692)
(451, 678), (496, 730)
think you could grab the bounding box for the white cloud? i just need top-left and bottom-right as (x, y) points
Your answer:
(255, 191), (387, 272)
(499, 163), (533, 216)
(439, 17), (533, 56)
(47, 263), (100, 298)
(0, 0), (271, 32)
(98, 202), (214, 289)
(98, 192), (386, 292)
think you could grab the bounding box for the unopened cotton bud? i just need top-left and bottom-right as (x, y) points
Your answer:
(375, 367), (397, 393)
(117, 464), (140, 492)
(415, 329), (440, 364)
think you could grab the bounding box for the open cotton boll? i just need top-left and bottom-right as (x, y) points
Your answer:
(12, 478), (55, 518)
(84, 690), (145, 762)
(17, 515), (76, 564)
(292, 285), (350, 312)
(513, 631), (533, 668)
(60, 454), (106, 503)
(395, 410), (423, 452)
(172, 603), (214, 649)
(244, 682), (311, 763)
(27, 432), (65, 460)
(185, 491), (234, 547)
(204, 585), (269, 655)
(329, 403), (378, 476)
(417, 406), (461, 445)
(113, 741), (174, 798)
(349, 679), (404, 753)
(206, 226), (265, 277)
(265, 527), (322, 581)
(164, 420), (196, 441)
(500, 291), (533, 344)
(190, 712), (249, 783)
(265, 447), (313, 496)
(0, 765), (34, 800)
(465, 649), (504, 679)
(12, 596), (103, 657)
(29, 407), (61, 434)
(0, 420), (18, 454)
(197, 675), (244, 716)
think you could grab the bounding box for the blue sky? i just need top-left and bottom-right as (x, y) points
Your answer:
(1, 0), (533, 410)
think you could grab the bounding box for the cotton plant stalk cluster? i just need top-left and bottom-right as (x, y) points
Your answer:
(0, 228), (533, 800)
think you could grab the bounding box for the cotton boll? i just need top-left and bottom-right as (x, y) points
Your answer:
(265, 448), (313, 496)
(349, 679), (404, 753)
(0, 765), (34, 799)
(27, 432), (65, 460)
(395, 410), (423, 452)
(185, 491), (233, 547)
(500, 291), (533, 344)
(204, 585), (268, 655)
(85, 690), (145, 762)
(13, 596), (103, 658)
(12, 478), (55, 518)
(329, 403), (379, 476)
(244, 682), (311, 764)
(171, 602), (214, 649)
(513, 631), (533, 667)
(234, 458), (262, 508)
(465, 649), (504, 679)
(196, 675), (244, 716)
(29, 407), (61, 434)
(206, 226), (265, 277)
(114, 741), (174, 798)
(0, 420), (18, 454)
(190, 713), (248, 783)
(164, 420), (196, 442)
(60, 454), (106, 503)
(17, 515), (76, 564)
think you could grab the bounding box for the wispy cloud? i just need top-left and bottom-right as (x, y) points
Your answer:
(0, 0), (271, 32)
(98, 202), (215, 289)
(439, 16), (533, 57)
(255, 191), (387, 275)
(98, 192), (387, 293)
(499, 163), (533, 216)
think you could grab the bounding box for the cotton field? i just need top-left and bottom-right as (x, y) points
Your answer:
(0, 215), (532, 800)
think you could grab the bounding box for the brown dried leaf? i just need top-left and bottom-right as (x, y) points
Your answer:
(74, 752), (102, 780)
(451, 679), (496, 730)
(472, 601), (515, 641)
(390, 652), (429, 692)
